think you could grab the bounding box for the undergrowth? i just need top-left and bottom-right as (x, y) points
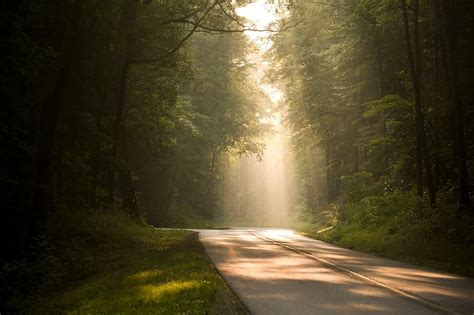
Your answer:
(297, 187), (474, 277)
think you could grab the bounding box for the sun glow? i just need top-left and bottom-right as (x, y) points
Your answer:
(237, 1), (285, 128)
(236, 1), (279, 28)
(236, 1), (280, 52)
(228, 1), (294, 227)
(261, 84), (283, 104)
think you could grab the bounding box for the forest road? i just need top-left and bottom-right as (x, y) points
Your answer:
(197, 228), (474, 315)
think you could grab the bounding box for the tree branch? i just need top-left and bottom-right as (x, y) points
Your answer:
(130, 1), (302, 65)
(174, 18), (302, 34)
(217, 1), (246, 28)
(167, 0), (219, 55)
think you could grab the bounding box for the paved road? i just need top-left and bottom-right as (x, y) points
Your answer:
(198, 228), (474, 315)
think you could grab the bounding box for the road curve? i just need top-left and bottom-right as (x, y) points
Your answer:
(198, 228), (474, 315)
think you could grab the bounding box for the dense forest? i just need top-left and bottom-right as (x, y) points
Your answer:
(1, 0), (269, 260)
(275, 0), (474, 213)
(1, 0), (474, 312)
(271, 0), (474, 274)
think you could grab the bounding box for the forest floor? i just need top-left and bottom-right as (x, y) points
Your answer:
(1, 213), (246, 314)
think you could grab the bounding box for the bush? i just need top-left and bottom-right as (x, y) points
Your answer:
(302, 189), (474, 277)
(340, 172), (384, 203)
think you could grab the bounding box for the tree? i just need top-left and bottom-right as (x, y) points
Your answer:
(438, 0), (470, 211)
(400, 0), (435, 206)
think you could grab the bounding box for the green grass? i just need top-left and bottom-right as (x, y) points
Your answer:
(296, 191), (474, 278)
(1, 212), (245, 314)
(300, 218), (474, 278)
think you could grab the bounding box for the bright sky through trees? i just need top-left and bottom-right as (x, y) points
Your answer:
(236, 1), (280, 52)
(234, 1), (294, 226)
(237, 0), (284, 127)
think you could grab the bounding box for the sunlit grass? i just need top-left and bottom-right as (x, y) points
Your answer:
(139, 281), (200, 300)
(125, 270), (163, 284)
(59, 276), (213, 314)
(3, 213), (239, 314)
(31, 243), (220, 314)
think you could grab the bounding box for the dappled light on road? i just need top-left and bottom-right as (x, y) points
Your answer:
(197, 229), (473, 314)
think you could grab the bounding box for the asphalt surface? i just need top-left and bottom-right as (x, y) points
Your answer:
(198, 228), (474, 315)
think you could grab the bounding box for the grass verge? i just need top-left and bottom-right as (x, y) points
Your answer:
(299, 222), (474, 278)
(1, 212), (246, 314)
(296, 190), (474, 278)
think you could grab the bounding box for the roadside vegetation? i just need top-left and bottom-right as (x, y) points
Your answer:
(296, 185), (474, 277)
(0, 212), (244, 314)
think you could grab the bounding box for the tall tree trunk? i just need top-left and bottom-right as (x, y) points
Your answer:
(117, 127), (141, 219)
(401, 0), (423, 198)
(239, 157), (249, 216)
(30, 0), (84, 241)
(326, 136), (334, 202)
(110, 0), (141, 218)
(431, 23), (444, 191)
(435, 1), (457, 184)
(374, 24), (385, 98)
(353, 126), (359, 174)
(89, 106), (102, 211)
(373, 25), (390, 169)
(89, 10), (109, 211)
(413, 0), (436, 206)
(439, 0), (470, 211)
(205, 147), (219, 220)
(401, 0), (436, 206)
(163, 163), (177, 221)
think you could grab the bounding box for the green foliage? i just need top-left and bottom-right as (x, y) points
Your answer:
(155, 30), (265, 224)
(301, 189), (474, 277)
(362, 94), (412, 119)
(340, 172), (383, 202)
(344, 191), (419, 227)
